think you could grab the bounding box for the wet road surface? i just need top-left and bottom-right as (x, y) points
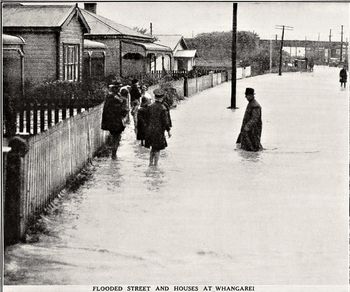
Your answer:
(4, 66), (348, 285)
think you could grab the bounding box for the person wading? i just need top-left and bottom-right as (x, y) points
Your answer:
(339, 65), (347, 88)
(145, 89), (172, 166)
(101, 82), (129, 159)
(236, 87), (263, 152)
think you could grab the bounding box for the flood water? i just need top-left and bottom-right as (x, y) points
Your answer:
(4, 66), (348, 285)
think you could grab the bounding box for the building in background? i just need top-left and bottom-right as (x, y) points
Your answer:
(154, 35), (198, 71)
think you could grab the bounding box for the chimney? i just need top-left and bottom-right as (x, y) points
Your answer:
(84, 3), (97, 14)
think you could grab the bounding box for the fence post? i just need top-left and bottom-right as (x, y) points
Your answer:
(210, 71), (214, 87)
(5, 136), (29, 245)
(183, 75), (188, 97)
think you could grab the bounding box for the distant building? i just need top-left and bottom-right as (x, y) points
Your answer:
(154, 35), (198, 71)
(3, 4), (90, 84)
(82, 3), (172, 78)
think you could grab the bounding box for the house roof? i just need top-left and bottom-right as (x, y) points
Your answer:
(174, 50), (197, 58)
(3, 34), (25, 45)
(3, 5), (90, 32)
(82, 9), (153, 40)
(131, 41), (172, 53)
(154, 34), (188, 51)
(84, 39), (107, 50)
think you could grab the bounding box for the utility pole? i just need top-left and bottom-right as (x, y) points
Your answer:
(150, 22), (153, 36)
(340, 25), (343, 63)
(229, 2), (238, 109)
(275, 25), (293, 76)
(269, 39), (273, 73)
(328, 29), (332, 63)
(304, 36), (307, 58)
(317, 33), (320, 63)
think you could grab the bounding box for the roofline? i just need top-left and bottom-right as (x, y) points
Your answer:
(85, 34), (155, 42)
(82, 8), (153, 40)
(122, 40), (172, 52)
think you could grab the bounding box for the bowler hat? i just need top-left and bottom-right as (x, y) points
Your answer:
(245, 87), (255, 95)
(153, 88), (165, 98)
(132, 78), (139, 84)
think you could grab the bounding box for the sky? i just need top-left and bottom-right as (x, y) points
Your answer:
(87, 2), (349, 41)
(22, 1), (349, 42)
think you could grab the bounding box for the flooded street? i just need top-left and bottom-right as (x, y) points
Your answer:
(4, 66), (348, 285)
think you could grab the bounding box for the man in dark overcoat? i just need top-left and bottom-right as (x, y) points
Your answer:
(339, 66), (347, 88)
(236, 87), (263, 152)
(145, 89), (172, 166)
(101, 82), (129, 159)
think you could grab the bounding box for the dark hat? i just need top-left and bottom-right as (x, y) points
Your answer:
(132, 78), (139, 84)
(141, 97), (150, 106)
(245, 87), (255, 95)
(120, 88), (129, 97)
(153, 88), (165, 98)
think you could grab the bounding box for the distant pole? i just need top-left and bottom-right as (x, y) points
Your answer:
(269, 39), (273, 73)
(150, 22), (153, 36)
(304, 36), (307, 58)
(278, 26), (285, 76)
(328, 29), (332, 63)
(275, 25), (293, 76)
(229, 2), (238, 109)
(340, 25), (343, 63)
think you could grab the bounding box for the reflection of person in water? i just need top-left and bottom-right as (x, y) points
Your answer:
(236, 87), (263, 152)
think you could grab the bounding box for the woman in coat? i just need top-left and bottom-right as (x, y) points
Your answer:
(136, 97), (151, 146)
(145, 89), (172, 166)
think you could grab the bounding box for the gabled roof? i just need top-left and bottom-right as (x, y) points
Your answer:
(154, 34), (188, 51)
(3, 4), (90, 32)
(82, 9), (153, 40)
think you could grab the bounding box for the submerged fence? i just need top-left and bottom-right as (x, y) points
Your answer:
(4, 104), (107, 245)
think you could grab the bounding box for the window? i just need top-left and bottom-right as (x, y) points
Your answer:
(63, 44), (79, 81)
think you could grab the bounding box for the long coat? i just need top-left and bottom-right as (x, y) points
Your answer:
(136, 104), (149, 141)
(101, 94), (128, 134)
(237, 99), (263, 152)
(340, 68), (347, 83)
(145, 101), (171, 150)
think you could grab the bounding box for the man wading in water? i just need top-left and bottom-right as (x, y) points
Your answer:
(145, 89), (172, 166)
(236, 87), (263, 152)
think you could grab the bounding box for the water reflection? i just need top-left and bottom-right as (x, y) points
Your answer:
(236, 147), (262, 162)
(144, 167), (166, 192)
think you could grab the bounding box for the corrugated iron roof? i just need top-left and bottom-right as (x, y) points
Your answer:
(3, 34), (25, 45)
(154, 35), (187, 51)
(131, 41), (172, 52)
(82, 9), (153, 39)
(3, 5), (75, 27)
(174, 50), (197, 58)
(84, 39), (106, 50)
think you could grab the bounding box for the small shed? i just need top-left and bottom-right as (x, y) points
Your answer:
(3, 34), (26, 98)
(83, 39), (107, 80)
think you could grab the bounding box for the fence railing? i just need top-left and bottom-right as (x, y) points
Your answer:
(4, 97), (104, 137)
(4, 103), (107, 245)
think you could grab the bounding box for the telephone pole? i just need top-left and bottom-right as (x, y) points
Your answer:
(340, 25), (343, 63)
(328, 29), (332, 63)
(229, 2), (238, 109)
(275, 25), (293, 76)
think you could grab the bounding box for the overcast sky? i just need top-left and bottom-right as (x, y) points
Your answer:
(82, 2), (349, 41)
(22, 1), (349, 41)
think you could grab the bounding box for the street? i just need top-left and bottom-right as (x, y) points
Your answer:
(4, 66), (348, 285)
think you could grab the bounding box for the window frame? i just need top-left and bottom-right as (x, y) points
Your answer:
(63, 43), (80, 82)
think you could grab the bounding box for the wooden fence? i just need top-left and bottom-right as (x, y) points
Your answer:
(4, 97), (104, 137)
(4, 103), (107, 244)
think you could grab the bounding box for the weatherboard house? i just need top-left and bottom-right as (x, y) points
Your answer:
(155, 34), (198, 71)
(81, 3), (173, 78)
(3, 4), (91, 84)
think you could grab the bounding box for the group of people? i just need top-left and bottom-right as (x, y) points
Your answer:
(101, 79), (172, 166)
